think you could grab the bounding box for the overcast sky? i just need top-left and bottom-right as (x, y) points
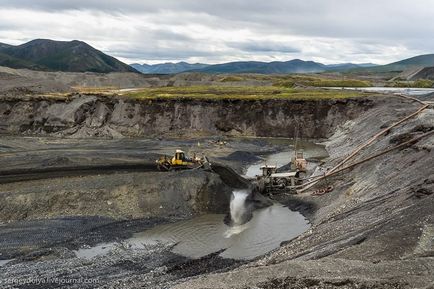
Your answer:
(0, 0), (433, 65)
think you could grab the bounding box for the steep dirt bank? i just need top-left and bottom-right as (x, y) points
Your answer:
(0, 94), (373, 138)
(0, 170), (232, 222)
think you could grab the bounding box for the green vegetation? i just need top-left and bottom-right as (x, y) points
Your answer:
(216, 74), (275, 82)
(73, 86), (119, 94)
(218, 76), (244, 82)
(215, 74), (372, 87)
(386, 79), (434, 88)
(414, 79), (434, 87)
(273, 75), (371, 88)
(121, 86), (370, 101)
(304, 78), (371, 87)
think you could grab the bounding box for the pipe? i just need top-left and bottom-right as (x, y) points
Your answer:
(294, 130), (433, 193)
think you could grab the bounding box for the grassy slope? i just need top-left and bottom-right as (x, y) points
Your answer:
(270, 75), (371, 87)
(385, 79), (434, 88)
(122, 86), (371, 101)
(216, 74), (371, 87)
(71, 74), (374, 100)
(0, 52), (43, 70)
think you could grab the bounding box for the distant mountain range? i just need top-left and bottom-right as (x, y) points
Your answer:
(130, 60), (378, 74)
(325, 63), (378, 70)
(131, 62), (209, 74)
(131, 55), (434, 74)
(0, 39), (136, 73)
(194, 59), (326, 74)
(0, 39), (432, 75)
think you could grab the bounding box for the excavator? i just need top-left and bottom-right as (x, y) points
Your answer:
(156, 149), (209, 171)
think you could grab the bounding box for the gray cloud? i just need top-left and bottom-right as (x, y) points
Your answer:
(108, 46), (220, 61)
(0, 0), (280, 13)
(3, 0), (434, 38)
(0, 0), (433, 64)
(227, 41), (300, 54)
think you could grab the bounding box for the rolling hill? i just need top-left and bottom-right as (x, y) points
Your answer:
(387, 54), (434, 68)
(0, 39), (137, 73)
(354, 54), (434, 73)
(131, 62), (209, 74)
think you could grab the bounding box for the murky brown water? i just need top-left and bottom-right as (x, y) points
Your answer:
(76, 203), (309, 260)
(131, 203), (309, 260)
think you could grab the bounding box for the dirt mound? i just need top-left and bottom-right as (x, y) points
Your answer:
(0, 71), (72, 96)
(211, 163), (251, 189)
(221, 151), (261, 162)
(0, 66), (169, 89)
(0, 67), (285, 90)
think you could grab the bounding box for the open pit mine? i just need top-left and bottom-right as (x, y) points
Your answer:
(0, 69), (433, 289)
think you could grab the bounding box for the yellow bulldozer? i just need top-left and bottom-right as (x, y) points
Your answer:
(156, 149), (208, 171)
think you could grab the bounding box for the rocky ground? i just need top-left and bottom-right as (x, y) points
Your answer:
(0, 89), (432, 288)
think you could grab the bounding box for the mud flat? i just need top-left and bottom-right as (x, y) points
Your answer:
(0, 93), (433, 288)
